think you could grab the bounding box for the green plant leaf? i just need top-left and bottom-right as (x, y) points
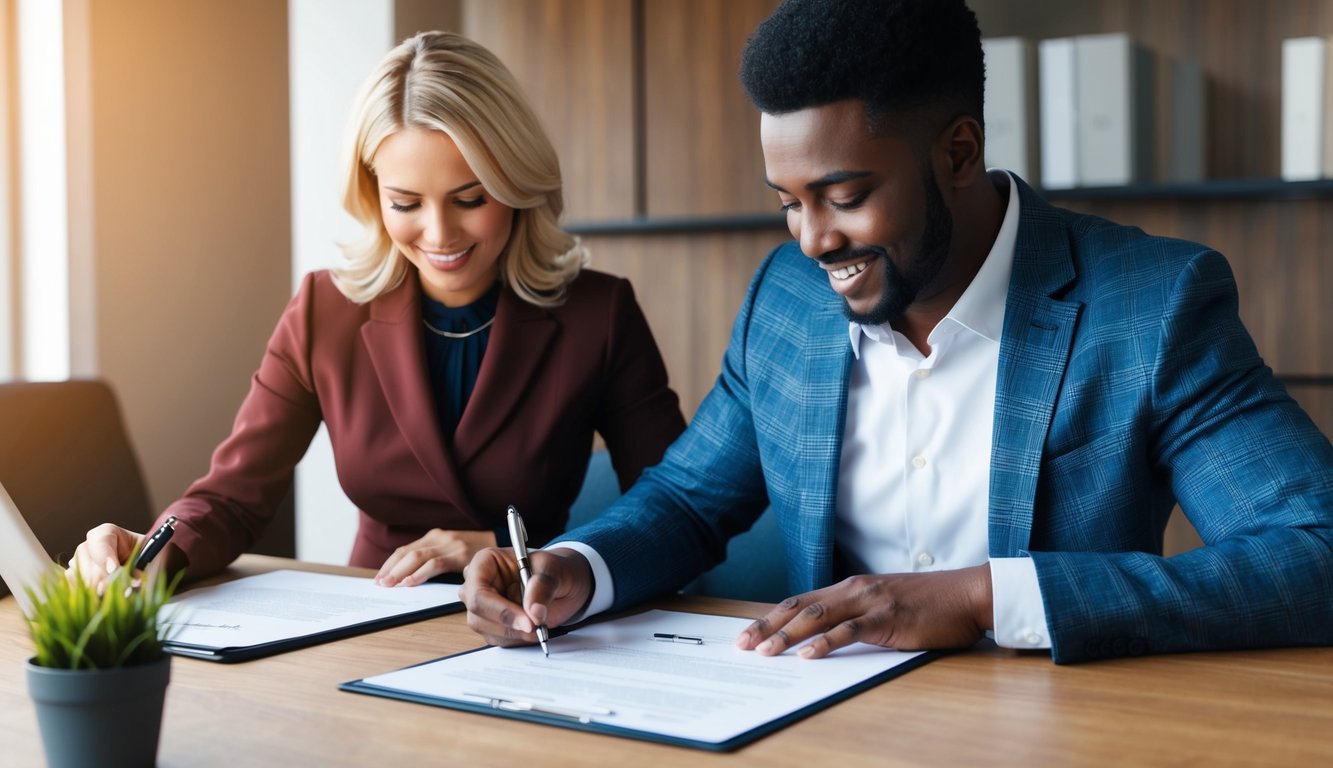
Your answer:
(24, 543), (182, 670)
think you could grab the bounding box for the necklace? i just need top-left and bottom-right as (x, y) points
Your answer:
(423, 316), (495, 339)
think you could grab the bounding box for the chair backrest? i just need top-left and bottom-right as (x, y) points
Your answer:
(0, 379), (153, 596)
(569, 450), (790, 603)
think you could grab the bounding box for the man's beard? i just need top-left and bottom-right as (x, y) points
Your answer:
(837, 167), (954, 327)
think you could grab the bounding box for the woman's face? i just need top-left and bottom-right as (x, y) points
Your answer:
(373, 127), (514, 306)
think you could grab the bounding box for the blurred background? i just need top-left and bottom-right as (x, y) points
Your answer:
(1, 0), (1328, 565)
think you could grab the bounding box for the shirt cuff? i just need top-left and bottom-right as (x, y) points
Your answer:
(989, 557), (1052, 650)
(545, 540), (614, 625)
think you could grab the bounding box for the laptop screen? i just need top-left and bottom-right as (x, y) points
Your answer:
(0, 480), (57, 617)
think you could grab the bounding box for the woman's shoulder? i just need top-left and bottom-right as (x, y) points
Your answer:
(543, 269), (642, 320)
(279, 269), (376, 335)
(293, 269), (385, 310)
(564, 268), (630, 296)
(297, 268), (349, 298)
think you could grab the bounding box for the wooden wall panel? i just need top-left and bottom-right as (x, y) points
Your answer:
(642, 0), (780, 217)
(584, 230), (789, 416)
(462, 0), (636, 221)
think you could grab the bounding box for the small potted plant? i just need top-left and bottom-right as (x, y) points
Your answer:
(23, 556), (180, 768)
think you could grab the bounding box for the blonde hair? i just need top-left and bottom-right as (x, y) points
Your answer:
(333, 31), (586, 305)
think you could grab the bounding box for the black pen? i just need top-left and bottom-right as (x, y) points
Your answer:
(133, 515), (177, 572)
(653, 633), (704, 645)
(506, 506), (550, 657)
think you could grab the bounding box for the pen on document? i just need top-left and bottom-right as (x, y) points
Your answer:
(124, 515), (176, 596)
(506, 505), (551, 657)
(463, 693), (613, 724)
(653, 633), (704, 645)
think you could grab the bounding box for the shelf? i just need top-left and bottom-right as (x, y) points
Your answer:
(1043, 178), (1333, 202)
(566, 180), (1333, 237)
(1279, 375), (1333, 387)
(565, 213), (787, 236)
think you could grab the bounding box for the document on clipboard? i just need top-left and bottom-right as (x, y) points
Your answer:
(163, 569), (462, 662)
(341, 609), (934, 752)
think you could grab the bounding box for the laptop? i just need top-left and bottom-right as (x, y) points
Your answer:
(0, 479), (60, 617)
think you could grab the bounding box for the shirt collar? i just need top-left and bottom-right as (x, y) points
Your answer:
(850, 169), (1021, 359)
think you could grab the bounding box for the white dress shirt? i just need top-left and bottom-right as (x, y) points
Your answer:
(566, 171), (1051, 650)
(838, 170), (1048, 649)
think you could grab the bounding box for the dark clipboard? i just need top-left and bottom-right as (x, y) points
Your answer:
(165, 601), (464, 663)
(339, 644), (938, 752)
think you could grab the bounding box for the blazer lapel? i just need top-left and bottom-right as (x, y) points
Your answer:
(796, 287), (853, 591)
(989, 180), (1083, 556)
(361, 272), (475, 516)
(452, 287), (558, 465)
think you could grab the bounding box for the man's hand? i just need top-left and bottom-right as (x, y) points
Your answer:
(736, 564), (994, 658)
(374, 529), (497, 587)
(460, 546), (594, 647)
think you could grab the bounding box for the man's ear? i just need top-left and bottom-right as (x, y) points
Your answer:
(935, 115), (985, 189)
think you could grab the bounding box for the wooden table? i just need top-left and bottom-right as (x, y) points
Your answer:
(2, 555), (1330, 767)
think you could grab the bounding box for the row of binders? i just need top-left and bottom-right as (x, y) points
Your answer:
(983, 34), (1204, 190)
(1281, 37), (1333, 181)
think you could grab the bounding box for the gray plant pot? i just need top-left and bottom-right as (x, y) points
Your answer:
(26, 655), (171, 768)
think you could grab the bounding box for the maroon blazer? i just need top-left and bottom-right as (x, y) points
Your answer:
(159, 268), (685, 576)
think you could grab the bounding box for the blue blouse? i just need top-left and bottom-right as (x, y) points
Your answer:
(421, 282), (501, 441)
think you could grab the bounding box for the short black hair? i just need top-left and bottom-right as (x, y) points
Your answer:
(739, 0), (985, 136)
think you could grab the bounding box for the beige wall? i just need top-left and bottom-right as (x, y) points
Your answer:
(71, 0), (291, 514)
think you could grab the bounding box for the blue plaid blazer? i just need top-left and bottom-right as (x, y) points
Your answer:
(562, 178), (1333, 663)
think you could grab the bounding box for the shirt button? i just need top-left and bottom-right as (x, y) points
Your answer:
(911, 456), (926, 468)
(914, 369), (930, 379)
(1025, 632), (1042, 645)
(916, 552), (934, 566)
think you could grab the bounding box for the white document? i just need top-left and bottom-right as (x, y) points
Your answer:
(348, 609), (927, 749)
(165, 570), (461, 660)
(1039, 37), (1078, 189)
(1282, 36), (1325, 181)
(1076, 33), (1153, 186)
(983, 37), (1039, 182)
(0, 479), (58, 617)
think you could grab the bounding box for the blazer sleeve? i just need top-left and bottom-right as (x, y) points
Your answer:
(594, 279), (687, 491)
(156, 272), (325, 578)
(1032, 249), (1333, 662)
(556, 259), (775, 608)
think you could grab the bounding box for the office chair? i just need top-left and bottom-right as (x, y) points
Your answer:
(0, 379), (154, 597)
(568, 450), (790, 603)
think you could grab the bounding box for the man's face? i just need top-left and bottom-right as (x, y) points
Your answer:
(761, 100), (953, 326)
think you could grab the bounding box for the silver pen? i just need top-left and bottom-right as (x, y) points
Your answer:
(653, 632), (704, 645)
(463, 693), (613, 723)
(506, 505), (550, 657)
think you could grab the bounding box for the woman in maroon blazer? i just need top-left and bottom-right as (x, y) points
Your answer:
(72, 32), (685, 588)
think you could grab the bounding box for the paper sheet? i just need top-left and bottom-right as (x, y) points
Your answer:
(354, 609), (926, 746)
(166, 570), (460, 651)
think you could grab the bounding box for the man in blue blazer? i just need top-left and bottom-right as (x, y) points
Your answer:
(461, 0), (1332, 663)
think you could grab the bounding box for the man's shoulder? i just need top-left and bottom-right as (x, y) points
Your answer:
(1015, 200), (1222, 310)
(1052, 205), (1215, 276)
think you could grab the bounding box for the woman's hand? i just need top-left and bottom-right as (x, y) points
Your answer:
(68, 523), (146, 590)
(374, 528), (497, 586)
